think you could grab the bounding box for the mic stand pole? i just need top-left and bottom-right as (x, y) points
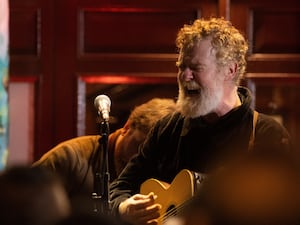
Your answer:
(92, 119), (111, 215)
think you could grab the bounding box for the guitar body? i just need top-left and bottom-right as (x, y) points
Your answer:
(140, 169), (197, 225)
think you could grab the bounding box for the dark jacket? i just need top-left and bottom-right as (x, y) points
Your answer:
(109, 87), (292, 214)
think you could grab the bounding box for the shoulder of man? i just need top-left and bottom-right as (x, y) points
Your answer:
(32, 135), (100, 167)
(255, 112), (292, 152)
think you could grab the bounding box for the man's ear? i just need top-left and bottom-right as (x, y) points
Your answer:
(121, 121), (130, 135)
(225, 62), (238, 81)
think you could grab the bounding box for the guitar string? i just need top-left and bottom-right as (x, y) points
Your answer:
(159, 198), (194, 222)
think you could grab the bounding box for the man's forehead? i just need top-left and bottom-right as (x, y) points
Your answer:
(179, 41), (216, 62)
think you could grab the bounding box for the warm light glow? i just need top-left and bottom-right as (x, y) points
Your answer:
(80, 74), (177, 84)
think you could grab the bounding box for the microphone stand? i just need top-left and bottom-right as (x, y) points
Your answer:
(92, 118), (111, 215)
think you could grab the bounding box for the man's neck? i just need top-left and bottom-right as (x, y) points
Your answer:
(203, 90), (241, 123)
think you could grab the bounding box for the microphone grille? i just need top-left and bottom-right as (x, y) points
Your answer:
(94, 95), (111, 109)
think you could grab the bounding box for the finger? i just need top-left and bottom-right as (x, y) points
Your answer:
(134, 203), (161, 219)
(132, 194), (149, 200)
(147, 203), (161, 214)
(135, 211), (160, 225)
(147, 219), (159, 225)
(133, 219), (158, 225)
(131, 196), (158, 210)
(134, 218), (159, 225)
(146, 192), (158, 200)
(129, 201), (152, 212)
(125, 202), (161, 225)
(133, 193), (156, 200)
(140, 211), (161, 225)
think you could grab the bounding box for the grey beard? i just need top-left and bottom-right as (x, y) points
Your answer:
(176, 86), (222, 118)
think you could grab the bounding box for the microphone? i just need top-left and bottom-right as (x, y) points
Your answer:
(94, 95), (111, 121)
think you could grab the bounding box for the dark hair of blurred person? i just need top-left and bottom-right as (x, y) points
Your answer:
(0, 165), (71, 225)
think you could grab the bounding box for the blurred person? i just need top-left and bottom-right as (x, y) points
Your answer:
(0, 165), (71, 225)
(180, 153), (300, 225)
(32, 98), (176, 201)
(109, 17), (293, 225)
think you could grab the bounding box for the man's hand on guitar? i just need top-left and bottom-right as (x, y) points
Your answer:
(118, 192), (162, 225)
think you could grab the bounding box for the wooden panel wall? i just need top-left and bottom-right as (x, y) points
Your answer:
(9, 0), (300, 160)
(9, 0), (55, 160)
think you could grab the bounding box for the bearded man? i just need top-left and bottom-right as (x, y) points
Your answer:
(109, 17), (293, 225)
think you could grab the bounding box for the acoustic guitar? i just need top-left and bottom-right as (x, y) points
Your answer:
(140, 169), (204, 225)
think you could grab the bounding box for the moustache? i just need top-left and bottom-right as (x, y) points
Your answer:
(181, 81), (201, 90)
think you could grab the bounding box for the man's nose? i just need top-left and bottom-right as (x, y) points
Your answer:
(182, 68), (194, 81)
